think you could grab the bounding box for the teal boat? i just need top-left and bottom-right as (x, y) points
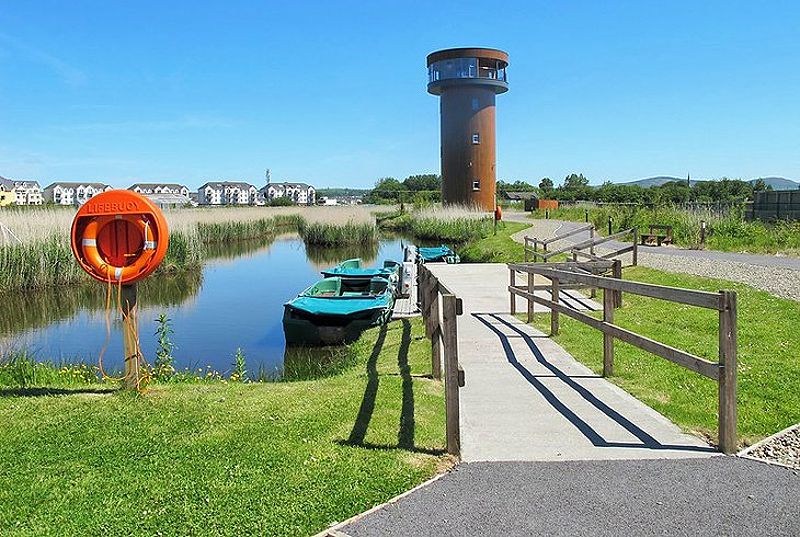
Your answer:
(418, 245), (460, 264)
(321, 258), (401, 293)
(283, 276), (395, 346)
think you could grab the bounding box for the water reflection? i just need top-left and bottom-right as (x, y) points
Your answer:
(304, 242), (380, 269)
(2, 237), (405, 376)
(0, 271), (203, 338)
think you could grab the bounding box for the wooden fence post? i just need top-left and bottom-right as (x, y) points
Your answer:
(509, 268), (516, 315)
(612, 260), (622, 308)
(527, 271), (534, 323)
(524, 238), (530, 262)
(430, 292), (442, 380)
(589, 227), (595, 258)
(442, 294), (461, 457)
(632, 228), (639, 266)
(603, 287), (614, 377)
(718, 290), (738, 454)
(550, 277), (559, 335)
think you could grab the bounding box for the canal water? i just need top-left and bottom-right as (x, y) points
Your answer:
(0, 235), (408, 377)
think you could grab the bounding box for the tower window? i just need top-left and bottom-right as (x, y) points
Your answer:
(471, 98), (479, 111)
(472, 133), (480, 144)
(472, 180), (481, 191)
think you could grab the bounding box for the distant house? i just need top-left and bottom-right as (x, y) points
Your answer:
(11, 180), (43, 205)
(43, 182), (112, 206)
(129, 183), (190, 198)
(0, 177), (16, 206)
(503, 191), (539, 211)
(197, 181), (258, 205)
(260, 182), (316, 205)
(128, 183), (192, 207)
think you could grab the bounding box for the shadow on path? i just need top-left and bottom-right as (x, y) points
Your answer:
(473, 313), (714, 453)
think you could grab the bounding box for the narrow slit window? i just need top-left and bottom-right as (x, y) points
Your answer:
(472, 133), (480, 144)
(472, 179), (481, 191)
(471, 97), (479, 111)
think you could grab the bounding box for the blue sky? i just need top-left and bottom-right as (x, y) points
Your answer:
(1, 1), (798, 189)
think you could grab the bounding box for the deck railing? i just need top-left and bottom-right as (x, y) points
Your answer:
(507, 261), (738, 454)
(418, 263), (464, 457)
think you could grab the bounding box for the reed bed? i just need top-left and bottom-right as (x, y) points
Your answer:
(298, 221), (379, 246)
(0, 205), (381, 292)
(0, 205), (377, 244)
(378, 205), (493, 243)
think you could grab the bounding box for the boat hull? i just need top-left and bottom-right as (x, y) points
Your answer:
(283, 305), (393, 346)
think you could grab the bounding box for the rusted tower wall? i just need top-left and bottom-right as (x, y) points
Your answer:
(440, 86), (496, 208)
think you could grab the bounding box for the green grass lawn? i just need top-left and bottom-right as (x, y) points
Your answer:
(458, 221), (528, 262)
(0, 318), (448, 536)
(529, 266), (800, 447)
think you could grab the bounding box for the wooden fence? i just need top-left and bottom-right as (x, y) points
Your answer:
(418, 263), (464, 457)
(507, 261), (738, 454)
(524, 224), (638, 267)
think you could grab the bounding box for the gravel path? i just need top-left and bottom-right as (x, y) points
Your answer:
(507, 215), (800, 301)
(743, 424), (800, 470)
(343, 457), (800, 536)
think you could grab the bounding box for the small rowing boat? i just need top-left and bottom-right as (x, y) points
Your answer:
(283, 276), (395, 346)
(417, 245), (460, 264)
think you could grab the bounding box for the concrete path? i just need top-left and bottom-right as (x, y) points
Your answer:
(343, 457), (800, 536)
(427, 263), (711, 462)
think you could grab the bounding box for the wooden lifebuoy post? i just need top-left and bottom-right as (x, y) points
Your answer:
(70, 190), (169, 389)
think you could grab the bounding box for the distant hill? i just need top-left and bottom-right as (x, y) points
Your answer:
(620, 176), (799, 190)
(623, 176), (695, 187)
(750, 177), (799, 190)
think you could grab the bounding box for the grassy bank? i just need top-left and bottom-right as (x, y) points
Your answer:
(531, 205), (800, 255)
(0, 318), (449, 536)
(458, 221), (528, 263)
(528, 266), (800, 446)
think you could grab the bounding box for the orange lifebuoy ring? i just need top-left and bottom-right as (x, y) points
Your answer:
(71, 190), (169, 284)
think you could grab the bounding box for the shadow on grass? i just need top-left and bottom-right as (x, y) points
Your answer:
(0, 386), (116, 397)
(342, 320), (445, 456)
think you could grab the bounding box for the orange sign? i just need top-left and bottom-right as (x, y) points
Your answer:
(70, 190), (169, 284)
(494, 205), (503, 221)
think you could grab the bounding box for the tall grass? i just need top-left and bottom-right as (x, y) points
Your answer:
(378, 205), (493, 243)
(535, 204), (800, 255)
(298, 221), (378, 246)
(0, 351), (99, 388)
(0, 205), (382, 292)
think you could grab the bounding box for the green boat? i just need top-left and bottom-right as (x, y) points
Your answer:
(321, 258), (401, 294)
(418, 245), (460, 264)
(283, 276), (395, 346)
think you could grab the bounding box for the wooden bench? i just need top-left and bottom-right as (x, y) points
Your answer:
(640, 224), (673, 246)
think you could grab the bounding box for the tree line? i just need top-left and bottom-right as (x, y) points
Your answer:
(364, 173), (772, 205)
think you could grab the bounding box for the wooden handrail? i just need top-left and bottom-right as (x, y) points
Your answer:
(507, 261), (738, 453)
(418, 263), (463, 457)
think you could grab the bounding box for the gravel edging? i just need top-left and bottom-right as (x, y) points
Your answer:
(739, 423), (800, 470)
